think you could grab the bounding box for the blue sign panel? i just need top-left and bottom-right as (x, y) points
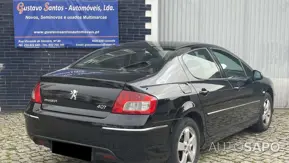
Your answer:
(13, 0), (119, 48)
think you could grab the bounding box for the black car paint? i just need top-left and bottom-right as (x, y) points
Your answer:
(24, 41), (274, 163)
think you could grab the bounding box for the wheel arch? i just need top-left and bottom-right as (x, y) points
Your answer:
(173, 99), (207, 147)
(183, 111), (206, 147)
(266, 86), (274, 104)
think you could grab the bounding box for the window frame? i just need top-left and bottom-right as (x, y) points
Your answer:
(241, 61), (253, 77)
(181, 47), (223, 80)
(69, 44), (170, 73)
(209, 48), (248, 79)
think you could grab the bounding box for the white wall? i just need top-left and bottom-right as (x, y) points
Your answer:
(154, 0), (289, 108)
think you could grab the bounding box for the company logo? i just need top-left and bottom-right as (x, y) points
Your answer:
(16, 2), (25, 14)
(70, 90), (78, 100)
(16, 2), (43, 14)
(16, 2), (65, 14)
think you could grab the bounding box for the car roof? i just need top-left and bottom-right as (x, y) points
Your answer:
(119, 41), (223, 50)
(154, 41), (219, 50)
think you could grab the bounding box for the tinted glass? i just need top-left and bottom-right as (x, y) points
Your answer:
(73, 43), (173, 74)
(242, 62), (253, 77)
(132, 57), (189, 85)
(183, 49), (221, 79)
(212, 49), (246, 78)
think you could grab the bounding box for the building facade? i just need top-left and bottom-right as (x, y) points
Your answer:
(0, 0), (152, 110)
(149, 0), (289, 108)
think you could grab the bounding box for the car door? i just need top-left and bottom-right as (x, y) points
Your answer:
(210, 48), (261, 124)
(180, 47), (240, 136)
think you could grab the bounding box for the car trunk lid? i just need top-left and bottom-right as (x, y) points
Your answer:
(39, 68), (147, 118)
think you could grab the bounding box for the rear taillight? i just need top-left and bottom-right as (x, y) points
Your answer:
(112, 90), (157, 115)
(31, 82), (42, 104)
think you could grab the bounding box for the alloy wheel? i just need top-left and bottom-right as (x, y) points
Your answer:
(262, 99), (271, 126)
(177, 127), (197, 163)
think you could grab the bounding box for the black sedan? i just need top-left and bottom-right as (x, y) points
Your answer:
(24, 41), (274, 163)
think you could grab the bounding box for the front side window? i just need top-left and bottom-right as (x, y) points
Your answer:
(242, 62), (253, 77)
(212, 49), (246, 78)
(182, 49), (221, 79)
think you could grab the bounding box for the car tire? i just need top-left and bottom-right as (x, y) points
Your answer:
(167, 118), (200, 163)
(251, 93), (273, 132)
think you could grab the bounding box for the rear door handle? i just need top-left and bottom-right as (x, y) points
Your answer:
(199, 88), (209, 96)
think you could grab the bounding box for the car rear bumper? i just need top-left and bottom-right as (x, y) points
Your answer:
(24, 111), (171, 163)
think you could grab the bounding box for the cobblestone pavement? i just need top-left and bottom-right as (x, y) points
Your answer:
(0, 110), (289, 163)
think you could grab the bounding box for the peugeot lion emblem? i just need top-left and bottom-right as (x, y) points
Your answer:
(70, 90), (78, 100)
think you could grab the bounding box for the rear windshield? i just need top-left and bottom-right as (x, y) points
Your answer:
(72, 42), (174, 74)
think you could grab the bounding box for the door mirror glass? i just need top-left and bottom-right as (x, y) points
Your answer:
(253, 70), (263, 81)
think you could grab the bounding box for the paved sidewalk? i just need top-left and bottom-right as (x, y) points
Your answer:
(0, 110), (289, 163)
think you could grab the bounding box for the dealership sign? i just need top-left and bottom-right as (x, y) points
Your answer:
(13, 0), (119, 48)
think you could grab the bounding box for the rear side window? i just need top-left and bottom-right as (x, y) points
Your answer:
(73, 44), (173, 74)
(182, 49), (221, 79)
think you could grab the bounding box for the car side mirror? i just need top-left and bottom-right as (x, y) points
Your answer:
(253, 70), (263, 81)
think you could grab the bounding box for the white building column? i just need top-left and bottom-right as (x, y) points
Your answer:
(145, 0), (159, 41)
